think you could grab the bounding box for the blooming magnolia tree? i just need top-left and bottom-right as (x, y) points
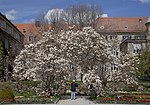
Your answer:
(83, 39), (138, 96)
(13, 27), (137, 96)
(13, 30), (69, 95)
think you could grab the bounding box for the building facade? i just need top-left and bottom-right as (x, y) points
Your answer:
(145, 17), (150, 50)
(15, 24), (42, 44)
(15, 23), (77, 45)
(15, 17), (149, 54)
(95, 17), (148, 76)
(0, 13), (24, 81)
(95, 17), (148, 55)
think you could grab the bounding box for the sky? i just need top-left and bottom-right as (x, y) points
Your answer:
(0, 0), (150, 23)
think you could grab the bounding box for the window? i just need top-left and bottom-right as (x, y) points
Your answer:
(99, 64), (107, 74)
(122, 35), (132, 40)
(28, 35), (34, 43)
(16, 34), (21, 41)
(111, 64), (118, 70)
(134, 35), (145, 39)
(124, 26), (128, 29)
(28, 32), (34, 43)
(133, 44), (141, 54)
(23, 29), (26, 33)
(7, 26), (13, 34)
(111, 48), (118, 56)
(14, 33), (19, 39)
(139, 19), (142, 23)
(100, 26), (104, 29)
(110, 35), (117, 40)
(0, 21), (6, 29)
(29, 36), (33, 42)
(0, 21), (3, 27)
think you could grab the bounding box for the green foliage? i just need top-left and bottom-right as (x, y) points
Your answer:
(126, 85), (138, 91)
(15, 97), (58, 104)
(0, 82), (15, 90)
(22, 90), (37, 98)
(138, 80), (150, 89)
(20, 80), (41, 87)
(0, 89), (14, 99)
(0, 81), (40, 97)
(14, 80), (41, 94)
(0, 42), (4, 77)
(89, 96), (97, 100)
(138, 51), (150, 77)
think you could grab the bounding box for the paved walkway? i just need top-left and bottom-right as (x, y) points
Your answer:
(57, 96), (140, 105)
(57, 96), (94, 105)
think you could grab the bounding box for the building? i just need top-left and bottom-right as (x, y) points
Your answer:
(95, 17), (148, 74)
(96, 17), (148, 55)
(15, 24), (42, 44)
(15, 17), (149, 53)
(15, 23), (77, 44)
(0, 13), (24, 81)
(145, 17), (150, 50)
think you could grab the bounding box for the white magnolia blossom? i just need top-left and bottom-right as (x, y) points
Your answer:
(13, 27), (138, 95)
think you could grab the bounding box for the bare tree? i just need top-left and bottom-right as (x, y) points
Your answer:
(65, 4), (102, 30)
(34, 4), (102, 33)
(45, 9), (66, 33)
(34, 11), (49, 34)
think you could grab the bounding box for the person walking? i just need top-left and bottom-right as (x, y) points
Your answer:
(70, 80), (78, 100)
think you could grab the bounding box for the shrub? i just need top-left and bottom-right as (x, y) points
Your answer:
(89, 96), (97, 100)
(0, 82), (15, 90)
(0, 89), (14, 102)
(22, 90), (37, 98)
(15, 97), (55, 104)
(127, 85), (138, 91)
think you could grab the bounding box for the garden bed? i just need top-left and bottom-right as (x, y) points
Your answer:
(96, 97), (150, 104)
(94, 91), (150, 104)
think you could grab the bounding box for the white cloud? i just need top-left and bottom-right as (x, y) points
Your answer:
(23, 18), (35, 23)
(5, 9), (17, 20)
(101, 14), (108, 17)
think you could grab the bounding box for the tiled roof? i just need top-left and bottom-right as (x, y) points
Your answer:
(15, 24), (39, 35)
(95, 17), (148, 33)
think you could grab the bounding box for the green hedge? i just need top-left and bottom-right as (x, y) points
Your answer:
(0, 89), (14, 99)
(20, 80), (41, 87)
(15, 98), (53, 104)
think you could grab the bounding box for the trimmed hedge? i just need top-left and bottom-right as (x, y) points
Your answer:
(0, 89), (14, 99)
(0, 89), (15, 103)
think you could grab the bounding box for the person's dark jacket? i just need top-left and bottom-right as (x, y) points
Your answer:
(71, 82), (78, 92)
